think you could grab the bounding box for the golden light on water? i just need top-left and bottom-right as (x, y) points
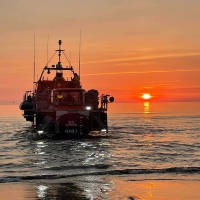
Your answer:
(107, 178), (200, 200)
(144, 102), (150, 114)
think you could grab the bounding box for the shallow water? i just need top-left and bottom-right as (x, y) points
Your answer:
(0, 103), (200, 199)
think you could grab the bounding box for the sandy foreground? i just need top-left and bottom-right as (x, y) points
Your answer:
(107, 178), (200, 200)
(0, 179), (200, 200)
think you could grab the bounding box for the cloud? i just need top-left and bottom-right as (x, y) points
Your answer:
(81, 68), (200, 76)
(82, 52), (200, 65)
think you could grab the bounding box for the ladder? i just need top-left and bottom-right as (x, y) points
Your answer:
(93, 115), (107, 129)
(38, 116), (52, 131)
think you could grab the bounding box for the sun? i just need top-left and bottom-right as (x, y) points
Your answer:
(142, 93), (151, 100)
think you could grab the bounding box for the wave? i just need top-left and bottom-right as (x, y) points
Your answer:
(1, 167), (199, 183)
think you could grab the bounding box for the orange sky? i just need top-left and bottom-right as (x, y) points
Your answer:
(0, 0), (200, 104)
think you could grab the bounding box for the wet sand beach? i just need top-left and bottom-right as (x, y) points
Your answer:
(107, 178), (200, 200)
(0, 179), (200, 200)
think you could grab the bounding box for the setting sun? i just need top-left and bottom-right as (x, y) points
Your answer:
(142, 93), (151, 100)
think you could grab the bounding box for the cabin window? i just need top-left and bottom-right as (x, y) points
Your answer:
(53, 91), (82, 106)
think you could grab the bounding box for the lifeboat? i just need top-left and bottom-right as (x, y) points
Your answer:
(20, 40), (114, 139)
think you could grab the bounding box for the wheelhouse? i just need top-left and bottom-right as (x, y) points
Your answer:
(51, 88), (85, 107)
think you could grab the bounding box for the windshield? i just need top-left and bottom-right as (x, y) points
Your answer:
(53, 90), (82, 106)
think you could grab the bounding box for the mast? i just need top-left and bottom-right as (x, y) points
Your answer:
(55, 40), (65, 72)
(58, 39), (61, 66)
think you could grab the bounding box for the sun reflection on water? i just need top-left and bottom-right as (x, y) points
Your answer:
(143, 102), (150, 114)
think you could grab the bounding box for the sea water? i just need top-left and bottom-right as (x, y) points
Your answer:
(0, 103), (199, 199)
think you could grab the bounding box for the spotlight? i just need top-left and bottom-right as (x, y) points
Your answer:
(86, 106), (91, 110)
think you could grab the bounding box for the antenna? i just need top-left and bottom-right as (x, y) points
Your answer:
(33, 34), (36, 91)
(79, 29), (81, 79)
(69, 51), (71, 65)
(47, 34), (49, 66)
